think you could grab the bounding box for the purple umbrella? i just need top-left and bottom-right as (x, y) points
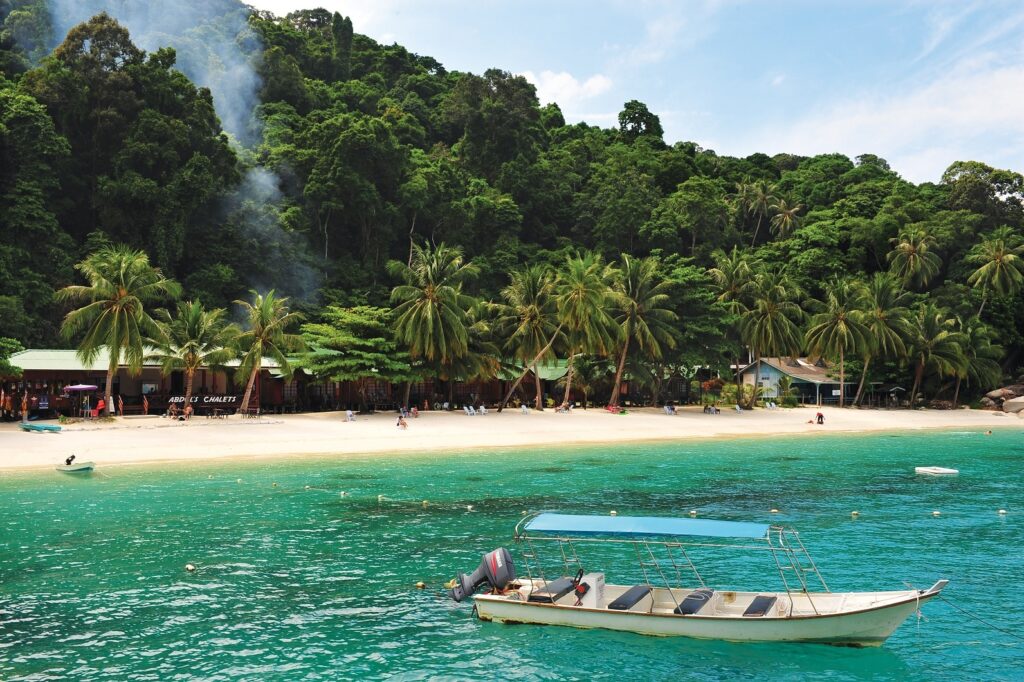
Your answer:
(65, 384), (98, 392)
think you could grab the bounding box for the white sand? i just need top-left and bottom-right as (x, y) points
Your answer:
(1, 406), (1016, 471)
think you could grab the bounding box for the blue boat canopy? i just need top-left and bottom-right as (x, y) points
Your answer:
(523, 513), (769, 540)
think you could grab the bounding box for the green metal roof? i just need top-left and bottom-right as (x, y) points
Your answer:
(498, 359), (569, 382)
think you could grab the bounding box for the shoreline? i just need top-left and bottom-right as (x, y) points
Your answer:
(2, 406), (1016, 472)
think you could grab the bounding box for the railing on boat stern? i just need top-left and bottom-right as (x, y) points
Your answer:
(766, 527), (830, 616)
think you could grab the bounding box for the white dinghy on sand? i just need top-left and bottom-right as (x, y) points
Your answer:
(448, 512), (948, 647)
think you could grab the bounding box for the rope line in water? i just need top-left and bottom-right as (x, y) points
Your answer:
(937, 595), (1024, 642)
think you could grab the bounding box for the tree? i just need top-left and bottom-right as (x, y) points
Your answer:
(852, 273), (911, 405)
(737, 179), (778, 246)
(739, 272), (803, 408)
(965, 226), (1024, 315)
(804, 279), (870, 407)
(769, 198), (802, 239)
(618, 99), (663, 143)
(709, 247), (759, 394)
(234, 290), (304, 414)
(888, 226), (941, 288)
(496, 264), (560, 410)
(951, 317), (1002, 408)
(299, 306), (414, 412)
(387, 242), (479, 368)
(643, 176), (729, 255)
(0, 337), (24, 378)
(57, 245), (181, 416)
(907, 303), (965, 406)
(607, 255), (677, 407)
(149, 300), (238, 410)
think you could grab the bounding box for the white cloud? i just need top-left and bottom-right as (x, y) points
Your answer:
(733, 61), (1024, 182)
(521, 70), (613, 108)
(771, 74), (785, 87)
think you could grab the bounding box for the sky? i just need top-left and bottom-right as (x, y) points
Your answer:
(247, 0), (1024, 183)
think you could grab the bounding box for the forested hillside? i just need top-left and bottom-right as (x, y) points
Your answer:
(1, 0), (1022, 405)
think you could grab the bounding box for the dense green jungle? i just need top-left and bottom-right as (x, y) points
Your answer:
(1, 0), (1022, 407)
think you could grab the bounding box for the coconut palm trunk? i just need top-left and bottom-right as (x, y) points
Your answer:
(104, 362), (116, 417)
(745, 356), (761, 409)
(560, 354), (576, 410)
(853, 356), (871, 406)
(532, 364), (543, 410)
(241, 366), (259, 414)
(910, 360), (925, 407)
(498, 323), (563, 412)
(838, 348), (845, 407)
(952, 375), (962, 408)
(184, 369), (196, 414)
(608, 335), (631, 408)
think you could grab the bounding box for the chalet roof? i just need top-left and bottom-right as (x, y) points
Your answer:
(737, 357), (852, 385)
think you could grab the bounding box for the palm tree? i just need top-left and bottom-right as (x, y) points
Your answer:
(556, 253), (619, 410)
(57, 245), (181, 416)
(739, 179), (778, 247)
(708, 247), (759, 395)
(607, 255), (678, 408)
(851, 273), (911, 405)
(951, 317), (1003, 408)
(148, 300), (239, 412)
(769, 198), (802, 239)
(496, 265), (560, 410)
(235, 290), (305, 414)
(907, 303), (965, 406)
(739, 272), (803, 408)
(966, 226), (1024, 315)
(888, 226), (941, 288)
(804, 279), (870, 408)
(388, 243), (479, 367)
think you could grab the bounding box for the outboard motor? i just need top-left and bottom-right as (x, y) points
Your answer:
(449, 548), (516, 602)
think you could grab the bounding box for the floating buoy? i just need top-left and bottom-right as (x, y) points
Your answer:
(932, 510), (941, 517)
(466, 504), (474, 511)
(689, 510), (697, 517)
(185, 563), (196, 572)
(272, 482), (278, 487)
(851, 511), (860, 517)
(208, 475), (213, 479)
(444, 578), (457, 589)
(340, 491), (347, 497)
(770, 509), (779, 514)
(378, 494), (386, 502)
(415, 581), (426, 589)
(998, 509), (1007, 515)
(422, 500), (429, 508)
(237, 478), (242, 484)
(305, 485), (310, 490)
(610, 510), (617, 516)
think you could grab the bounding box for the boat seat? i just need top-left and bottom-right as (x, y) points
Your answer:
(674, 588), (715, 615)
(742, 595), (777, 617)
(527, 577), (576, 603)
(607, 585), (652, 611)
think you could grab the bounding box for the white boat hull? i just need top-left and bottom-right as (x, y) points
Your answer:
(915, 466), (958, 475)
(474, 583), (941, 646)
(55, 461), (95, 473)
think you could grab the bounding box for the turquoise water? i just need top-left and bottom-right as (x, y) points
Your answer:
(1, 429), (1022, 680)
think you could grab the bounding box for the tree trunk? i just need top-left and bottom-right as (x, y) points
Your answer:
(357, 378), (368, 413)
(447, 380), (454, 406)
(750, 214), (763, 247)
(746, 356), (761, 409)
(608, 335), (631, 408)
(533, 364), (543, 411)
(977, 289), (988, 317)
(184, 369), (195, 416)
(498, 323), (564, 412)
(839, 347), (845, 408)
(560, 353), (576, 410)
(909, 360), (924, 407)
(104, 363), (115, 417)
(407, 211), (417, 267)
(403, 380), (412, 410)
(854, 356), (871, 406)
(240, 364), (259, 414)
(952, 375), (962, 408)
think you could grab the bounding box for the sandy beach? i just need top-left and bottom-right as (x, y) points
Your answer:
(1, 406), (1017, 471)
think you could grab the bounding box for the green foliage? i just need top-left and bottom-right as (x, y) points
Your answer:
(0, 335), (23, 377)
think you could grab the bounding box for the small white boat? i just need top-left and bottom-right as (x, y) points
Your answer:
(448, 513), (947, 647)
(915, 466), (959, 475)
(55, 461), (95, 473)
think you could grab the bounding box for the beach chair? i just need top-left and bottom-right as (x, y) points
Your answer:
(478, 405), (488, 415)
(734, 404), (742, 413)
(521, 404), (529, 414)
(664, 405), (673, 415)
(463, 406), (472, 416)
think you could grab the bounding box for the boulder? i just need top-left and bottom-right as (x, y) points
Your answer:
(1005, 384), (1024, 397)
(1003, 396), (1024, 414)
(980, 396), (998, 409)
(985, 388), (1011, 400)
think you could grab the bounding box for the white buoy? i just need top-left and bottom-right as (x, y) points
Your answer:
(273, 482), (278, 487)
(305, 485), (310, 490)
(208, 475), (213, 479)
(378, 494), (386, 502)
(185, 563), (196, 572)
(770, 508), (779, 514)
(340, 491), (347, 497)
(610, 510), (617, 516)
(932, 510), (941, 517)
(236, 478), (242, 484)
(851, 511), (860, 517)
(415, 581), (426, 589)
(422, 500), (429, 508)
(998, 509), (1007, 515)
(466, 505), (474, 511)
(689, 510), (697, 517)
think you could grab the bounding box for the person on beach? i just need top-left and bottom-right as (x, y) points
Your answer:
(411, 406), (418, 418)
(183, 404), (193, 421)
(168, 403), (178, 419)
(346, 409), (355, 422)
(816, 412), (825, 425)
(397, 415), (408, 429)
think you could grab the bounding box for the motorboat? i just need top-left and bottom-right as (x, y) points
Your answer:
(55, 460), (94, 473)
(448, 513), (947, 646)
(915, 466), (959, 475)
(19, 423), (62, 433)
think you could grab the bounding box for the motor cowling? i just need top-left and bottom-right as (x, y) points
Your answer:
(449, 548), (516, 602)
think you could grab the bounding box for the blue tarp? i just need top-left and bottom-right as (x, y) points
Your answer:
(524, 513), (769, 540)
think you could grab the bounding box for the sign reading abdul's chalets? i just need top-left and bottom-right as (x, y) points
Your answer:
(167, 394), (242, 404)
